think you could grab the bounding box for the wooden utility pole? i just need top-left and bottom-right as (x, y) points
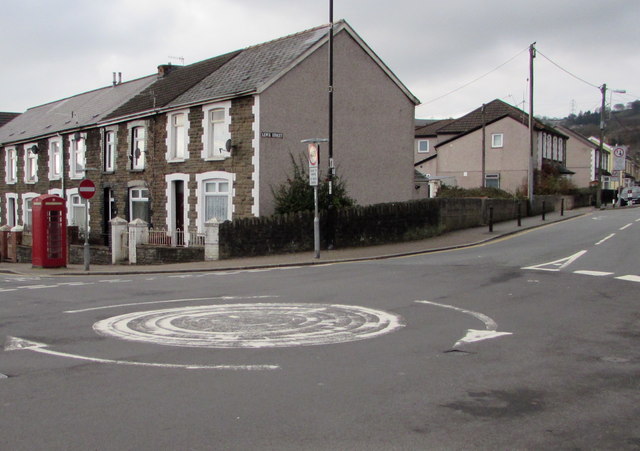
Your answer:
(528, 42), (536, 203)
(596, 83), (607, 208)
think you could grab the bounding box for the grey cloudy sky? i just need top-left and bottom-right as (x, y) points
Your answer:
(1, 0), (638, 119)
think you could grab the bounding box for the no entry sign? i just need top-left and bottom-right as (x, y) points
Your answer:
(79, 179), (96, 199)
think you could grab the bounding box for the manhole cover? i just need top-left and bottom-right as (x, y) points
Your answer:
(93, 303), (404, 348)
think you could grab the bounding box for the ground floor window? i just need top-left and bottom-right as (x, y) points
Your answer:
(6, 194), (18, 227)
(70, 194), (87, 231)
(485, 173), (500, 189)
(129, 187), (150, 223)
(196, 171), (234, 230)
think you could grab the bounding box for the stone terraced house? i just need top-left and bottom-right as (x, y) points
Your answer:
(0, 21), (419, 245)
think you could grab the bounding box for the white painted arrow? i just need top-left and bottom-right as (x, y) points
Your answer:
(415, 300), (512, 348)
(4, 336), (279, 371)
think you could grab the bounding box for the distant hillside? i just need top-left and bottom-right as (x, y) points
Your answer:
(554, 100), (640, 159)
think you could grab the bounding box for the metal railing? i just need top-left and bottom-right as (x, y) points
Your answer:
(147, 228), (205, 248)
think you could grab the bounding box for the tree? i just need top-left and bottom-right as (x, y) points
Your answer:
(271, 154), (355, 215)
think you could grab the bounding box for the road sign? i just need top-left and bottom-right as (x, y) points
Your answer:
(307, 143), (319, 186)
(79, 179), (96, 199)
(613, 146), (626, 171)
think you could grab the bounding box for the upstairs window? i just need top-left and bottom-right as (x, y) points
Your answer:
(202, 102), (231, 160)
(24, 144), (38, 183)
(103, 130), (116, 172)
(48, 138), (62, 180)
(417, 140), (429, 153)
(130, 126), (146, 170)
(167, 111), (189, 161)
(491, 133), (504, 148)
(69, 134), (86, 179)
(5, 147), (17, 184)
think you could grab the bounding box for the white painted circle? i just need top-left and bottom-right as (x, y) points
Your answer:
(93, 303), (404, 348)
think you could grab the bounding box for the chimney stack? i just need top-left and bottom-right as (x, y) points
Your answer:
(157, 63), (178, 78)
(113, 72), (117, 86)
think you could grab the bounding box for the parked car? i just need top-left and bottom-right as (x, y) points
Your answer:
(623, 186), (640, 205)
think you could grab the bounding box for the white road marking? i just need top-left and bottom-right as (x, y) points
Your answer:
(93, 303), (405, 348)
(521, 250), (587, 272)
(415, 300), (512, 347)
(615, 275), (640, 283)
(574, 270), (614, 277)
(0, 288), (17, 292)
(595, 234), (615, 245)
(64, 295), (280, 314)
(620, 223), (632, 230)
(98, 279), (132, 283)
(4, 336), (279, 371)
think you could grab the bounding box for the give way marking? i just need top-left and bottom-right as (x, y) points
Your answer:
(521, 250), (587, 272)
(415, 300), (512, 348)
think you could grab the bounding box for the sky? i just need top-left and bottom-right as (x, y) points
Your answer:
(1, 0), (638, 120)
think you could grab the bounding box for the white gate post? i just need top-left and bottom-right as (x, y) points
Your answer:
(204, 218), (220, 261)
(128, 218), (148, 264)
(110, 217), (128, 264)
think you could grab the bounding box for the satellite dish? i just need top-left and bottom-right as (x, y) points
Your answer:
(29, 144), (39, 154)
(225, 139), (233, 153)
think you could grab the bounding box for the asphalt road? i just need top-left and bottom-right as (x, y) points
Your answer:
(1, 208), (639, 450)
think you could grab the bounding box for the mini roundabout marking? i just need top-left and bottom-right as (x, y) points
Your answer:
(93, 303), (405, 349)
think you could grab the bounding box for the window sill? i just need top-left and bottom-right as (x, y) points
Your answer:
(204, 154), (231, 162)
(167, 158), (188, 164)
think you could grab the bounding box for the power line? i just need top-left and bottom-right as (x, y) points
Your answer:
(536, 49), (600, 90)
(424, 46), (529, 105)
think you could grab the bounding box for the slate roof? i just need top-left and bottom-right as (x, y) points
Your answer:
(0, 112), (19, 128)
(0, 75), (156, 145)
(434, 99), (567, 148)
(415, 119), (454, 137)
(1, 20), (418, 144)
(169, 24), (332, 108)
(104, 50), (241, 120)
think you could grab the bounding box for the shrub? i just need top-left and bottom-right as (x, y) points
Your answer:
(436, 185), (517, 199)
(271, 154), (356, 215)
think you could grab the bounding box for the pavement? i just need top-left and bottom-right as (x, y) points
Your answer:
(0, 206), (596, 277)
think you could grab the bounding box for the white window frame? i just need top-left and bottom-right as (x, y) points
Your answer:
(103, 127), (117, 172)
(24, 143), (39, 184)
(201, 101), (231, 161)
(69, 133), (86, 180)
(165, 173), (191, 232)
(5, 146), (17, 184)
(22, 192), (38, 231)
(129, 186), (150, 223)
(166, 110), (190, 162)
(68, 190), (88, 232)
(48, 137), (62, 180)
(491, 133), (504, 149)
(196, 171), (234, 231)
(485, 173), (500, 189)
(5, 193), (18, 227)
(417, 140), (429, 153)
(128, 121), (147, 170)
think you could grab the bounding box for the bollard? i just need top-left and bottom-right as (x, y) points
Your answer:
(542, 201), (546, 221)
(517, 202), (522, 227)
(489, 206), (494, 232)
(561, 198), (565, 216)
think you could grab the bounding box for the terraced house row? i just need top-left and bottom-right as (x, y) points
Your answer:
(0, 21), (418, 244)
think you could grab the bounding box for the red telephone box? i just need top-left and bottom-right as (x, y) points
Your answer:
(32, 194), (67, 268)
